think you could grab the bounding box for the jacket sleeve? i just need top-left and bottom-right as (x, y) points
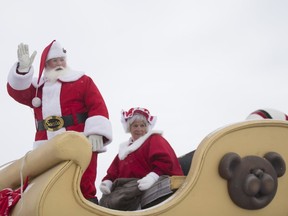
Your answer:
(82, 75), (112, 145)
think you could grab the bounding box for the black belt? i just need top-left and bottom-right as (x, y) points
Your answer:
(37, 112), (88, 131)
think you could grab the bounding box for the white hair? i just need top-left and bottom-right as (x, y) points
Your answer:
(126, 114), (151, 133)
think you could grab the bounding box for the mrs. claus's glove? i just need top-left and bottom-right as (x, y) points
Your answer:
(100, 180), (113, 194)
(17, 43), (37, 73)
(88, 135), (104, 152)
(137, 172), (159, 191)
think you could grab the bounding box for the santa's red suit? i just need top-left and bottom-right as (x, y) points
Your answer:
(102, 130), (183, 182)
(7, 62), (112, 200)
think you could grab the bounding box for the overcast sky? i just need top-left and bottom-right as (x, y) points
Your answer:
(1, 0), (288, 196)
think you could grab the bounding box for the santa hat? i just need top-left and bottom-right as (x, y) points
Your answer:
(32, 40), (67, 108)
(246, 108), (288, 121)
(37, 40), (66, 85)
(121, 107), (157, 133)
(46, 41), (67, 61)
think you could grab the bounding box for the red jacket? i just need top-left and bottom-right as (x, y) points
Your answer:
(103, 131), (184, 182)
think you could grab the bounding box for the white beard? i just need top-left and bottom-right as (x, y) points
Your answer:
(44, 67), (70, 83)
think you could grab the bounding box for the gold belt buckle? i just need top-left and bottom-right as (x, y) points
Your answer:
(43, 116), (65, 131)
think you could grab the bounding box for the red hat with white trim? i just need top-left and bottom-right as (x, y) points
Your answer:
(32, 40), (67, 107)
(121, 107), (157, 133)
(246, 108), (288, 121)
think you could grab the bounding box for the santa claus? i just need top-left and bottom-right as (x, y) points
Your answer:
(7, 40), (112, 204)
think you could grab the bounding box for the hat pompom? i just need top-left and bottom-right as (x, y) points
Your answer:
(246, 108), (288, 121)
(32, 97), (41, 107)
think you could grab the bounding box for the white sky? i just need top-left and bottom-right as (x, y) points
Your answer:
(1, 0), (288, 197)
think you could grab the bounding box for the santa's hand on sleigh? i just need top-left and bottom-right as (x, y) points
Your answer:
(17, 43), (37, 73)
(88, 134), (105, 152)
(100, 180), (113, 194)
(137, 172), (159, 191)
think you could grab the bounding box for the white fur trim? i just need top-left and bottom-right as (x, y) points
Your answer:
(118, 130), (163, 160)
(42, 82), (62, 117)
(32, 77), (44, 88)
(42, 81), (65, 140)
(58, 70), (85, 82)
(8, 62), (34, 90)
(46, 41), (66, 61)
(84, 115), (112, 144)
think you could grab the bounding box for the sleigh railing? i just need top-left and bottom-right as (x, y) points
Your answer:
(1, 120), (288, 215)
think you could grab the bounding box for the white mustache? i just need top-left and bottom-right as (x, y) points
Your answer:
(44, 67), (68, 82)
(55, 66), (64, 71)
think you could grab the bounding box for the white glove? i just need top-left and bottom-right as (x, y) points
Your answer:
(17, 43), (37, 73)
(100, 180), (113, 194)
(88, 134), (104, 152)
(137, 172), (159, 191)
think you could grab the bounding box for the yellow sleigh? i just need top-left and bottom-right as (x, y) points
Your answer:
(1, 120), (288, 216)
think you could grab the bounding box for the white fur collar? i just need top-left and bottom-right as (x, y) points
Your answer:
(32, 70), (85, 87)
(118, 130), (163, 160)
